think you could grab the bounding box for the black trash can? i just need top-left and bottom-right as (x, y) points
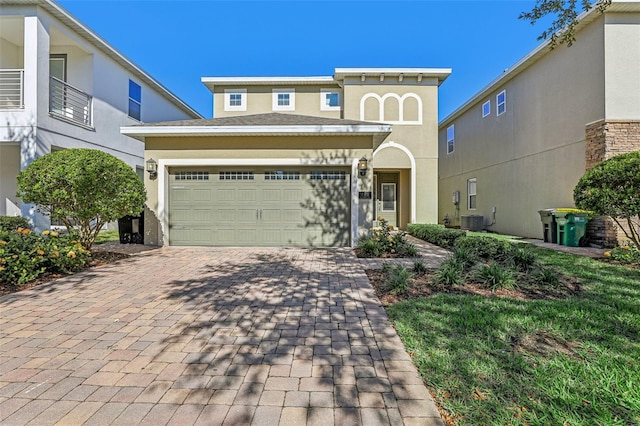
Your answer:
(117, 211), (144, 244)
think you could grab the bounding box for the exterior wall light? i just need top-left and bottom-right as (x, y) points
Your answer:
(146, 158), (158, 179)
(358, 157), (368, 177)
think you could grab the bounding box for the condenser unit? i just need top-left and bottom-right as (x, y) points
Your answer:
(461, 215), (484, 231)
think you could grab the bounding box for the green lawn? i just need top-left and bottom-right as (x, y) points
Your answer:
(93, 230), (119, 245)
(387, 248), (640, 425)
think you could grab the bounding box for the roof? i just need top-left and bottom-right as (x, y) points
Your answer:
(0, 0), (202, 119)
(202, 68), (452, 92)
(121, 113), (392, 144)
(439, 0), (640, 127)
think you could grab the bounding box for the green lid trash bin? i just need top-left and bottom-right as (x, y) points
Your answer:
(555, 208), (590, 247)
(538, 209), (557, 243)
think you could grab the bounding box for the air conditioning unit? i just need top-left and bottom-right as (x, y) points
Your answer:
(461, 215), (484, 231)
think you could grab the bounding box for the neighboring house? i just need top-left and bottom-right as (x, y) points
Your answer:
(0, 0), (201, 229)
(438, 1), (640, 247)
(122, 68), (451, 247)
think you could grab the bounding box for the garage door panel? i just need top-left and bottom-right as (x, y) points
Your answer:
(169, 168), (351, 247)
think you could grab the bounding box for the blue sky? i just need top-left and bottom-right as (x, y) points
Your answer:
(59, 0), (548, 120)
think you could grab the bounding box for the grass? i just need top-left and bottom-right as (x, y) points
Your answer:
(93, 230), (119, 245)
(387, 247), (640, 425)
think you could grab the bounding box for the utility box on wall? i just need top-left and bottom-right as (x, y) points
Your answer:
(461, 215), (484, 231)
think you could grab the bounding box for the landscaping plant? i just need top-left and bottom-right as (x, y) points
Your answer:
(0, 216), (30, 232)
(357, 218), (417, 257)
(17, 148), (146, 250)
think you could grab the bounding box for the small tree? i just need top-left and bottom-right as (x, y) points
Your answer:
(574, 151), (640, 247)
(17, 148), (146, 250)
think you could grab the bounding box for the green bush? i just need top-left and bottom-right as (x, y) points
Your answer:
(358, 218), (417, 258)
(605, 244), (640, 266)
(452, 246), (477, 270)
(508, 245), (539, 272)
(533, 266), (561, 286)
(434, 257), (465, 286)
(407, 224), (466, 248)
(472, 263), (515, 290)
(412, 260), (428, 276)
(0, 228), (90, 285)
(0, 216), (30, 232)
(386, 265), (413, 294)
(454, 236), (513, 261)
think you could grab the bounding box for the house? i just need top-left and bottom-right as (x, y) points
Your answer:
(121, 68), (451, 247)
(0, 0), (201, 230)
(438, 0), (640, 247)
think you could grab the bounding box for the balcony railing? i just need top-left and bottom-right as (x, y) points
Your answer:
(49, 76), (92, 127)
(0, 69), (24, 109)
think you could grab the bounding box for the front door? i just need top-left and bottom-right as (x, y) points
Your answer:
(375, 172), (399, 227)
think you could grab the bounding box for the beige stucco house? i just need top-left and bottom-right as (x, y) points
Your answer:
(122, 68), (451, 247)
(438, 1), (640, 247)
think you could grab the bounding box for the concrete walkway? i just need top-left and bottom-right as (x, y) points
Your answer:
(0, 247), (444, 425)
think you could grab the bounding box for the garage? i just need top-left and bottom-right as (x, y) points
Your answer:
(168, 167), (352, 247)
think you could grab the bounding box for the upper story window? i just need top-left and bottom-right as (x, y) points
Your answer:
(321, 89), (340, 111)
(272, 88), (295, 111)
(128, 80), (142, 121)
(497, 90), (506, 116)
(446, 125), (455, 155)
(482, 100), (491, 118)
(224, 89), (247, 112)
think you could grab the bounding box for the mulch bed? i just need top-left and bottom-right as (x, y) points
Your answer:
(366, 269), (582, 306)
(0, 251), (130, 296)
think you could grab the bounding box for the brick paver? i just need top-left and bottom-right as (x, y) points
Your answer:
(0, 246), (445, 425)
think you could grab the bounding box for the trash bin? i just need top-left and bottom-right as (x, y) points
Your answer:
(117, 211), (144, 244)
(556, 209), (589, 247)
(538, 209), (557, 243)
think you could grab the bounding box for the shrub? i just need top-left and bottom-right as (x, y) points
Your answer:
(452, 246), (477, 270)
(0, 216), (30, 232)
(434, 257), (465, 286)
(472, 263), (515, 290)
(357, 236), (381, 258)
(533, 266), (561, 286)
(407, 224), (466, 248)
(386, 265), (413, 294)
(412, 260), (428, 276)
(358, 218), (417, 258)
(454, 236), (513, 262)
(605, 244), (640, 266)
(17, 148), (146, 250)
(508, 245), (539, 272)
(0, 229), (90, 285)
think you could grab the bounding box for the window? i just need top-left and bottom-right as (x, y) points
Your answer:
(219, 171), (254, 180)
(320, 89), (340, 111)
(224, 89), (247, 111)
(467, 178), (477, 210)
(497, 90), (506, 116)
(128, 80), (141, 121)
(265, 171), (300, 181)
(482, 100), (491, 117)
(176, 171), (209, 181)
(446, 125), (455, 155)
(309, 171), (346, 180)
(272, 88), (295, 111)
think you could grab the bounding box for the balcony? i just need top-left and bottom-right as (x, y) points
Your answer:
(49, 76), (93, 128)
(0, 69), (24, 109)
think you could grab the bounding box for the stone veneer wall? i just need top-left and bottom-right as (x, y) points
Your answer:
(584, 120), (640, 247)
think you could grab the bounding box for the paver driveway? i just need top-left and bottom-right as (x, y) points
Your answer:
(0, 247), (443, 425)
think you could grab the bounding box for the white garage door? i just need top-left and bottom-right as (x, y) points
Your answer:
(168, 167), (351, 246)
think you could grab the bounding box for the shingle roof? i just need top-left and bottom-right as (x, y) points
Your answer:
(137, 113), (382, 127)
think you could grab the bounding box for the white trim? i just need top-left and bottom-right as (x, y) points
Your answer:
(203, 76), (335, 84)
(224, 89), (247, 112)
(320, 89), (341, 111)
(482, 100), (491, 118)
(334, 68), (452, 85)
(359, 93), (423, 125)
(496, 90), (506, 116)
(272, 88), (295, 111)
(122, 124), (392, 139)
(372, 141), (417, 223)
(157, 157), (361, 247)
